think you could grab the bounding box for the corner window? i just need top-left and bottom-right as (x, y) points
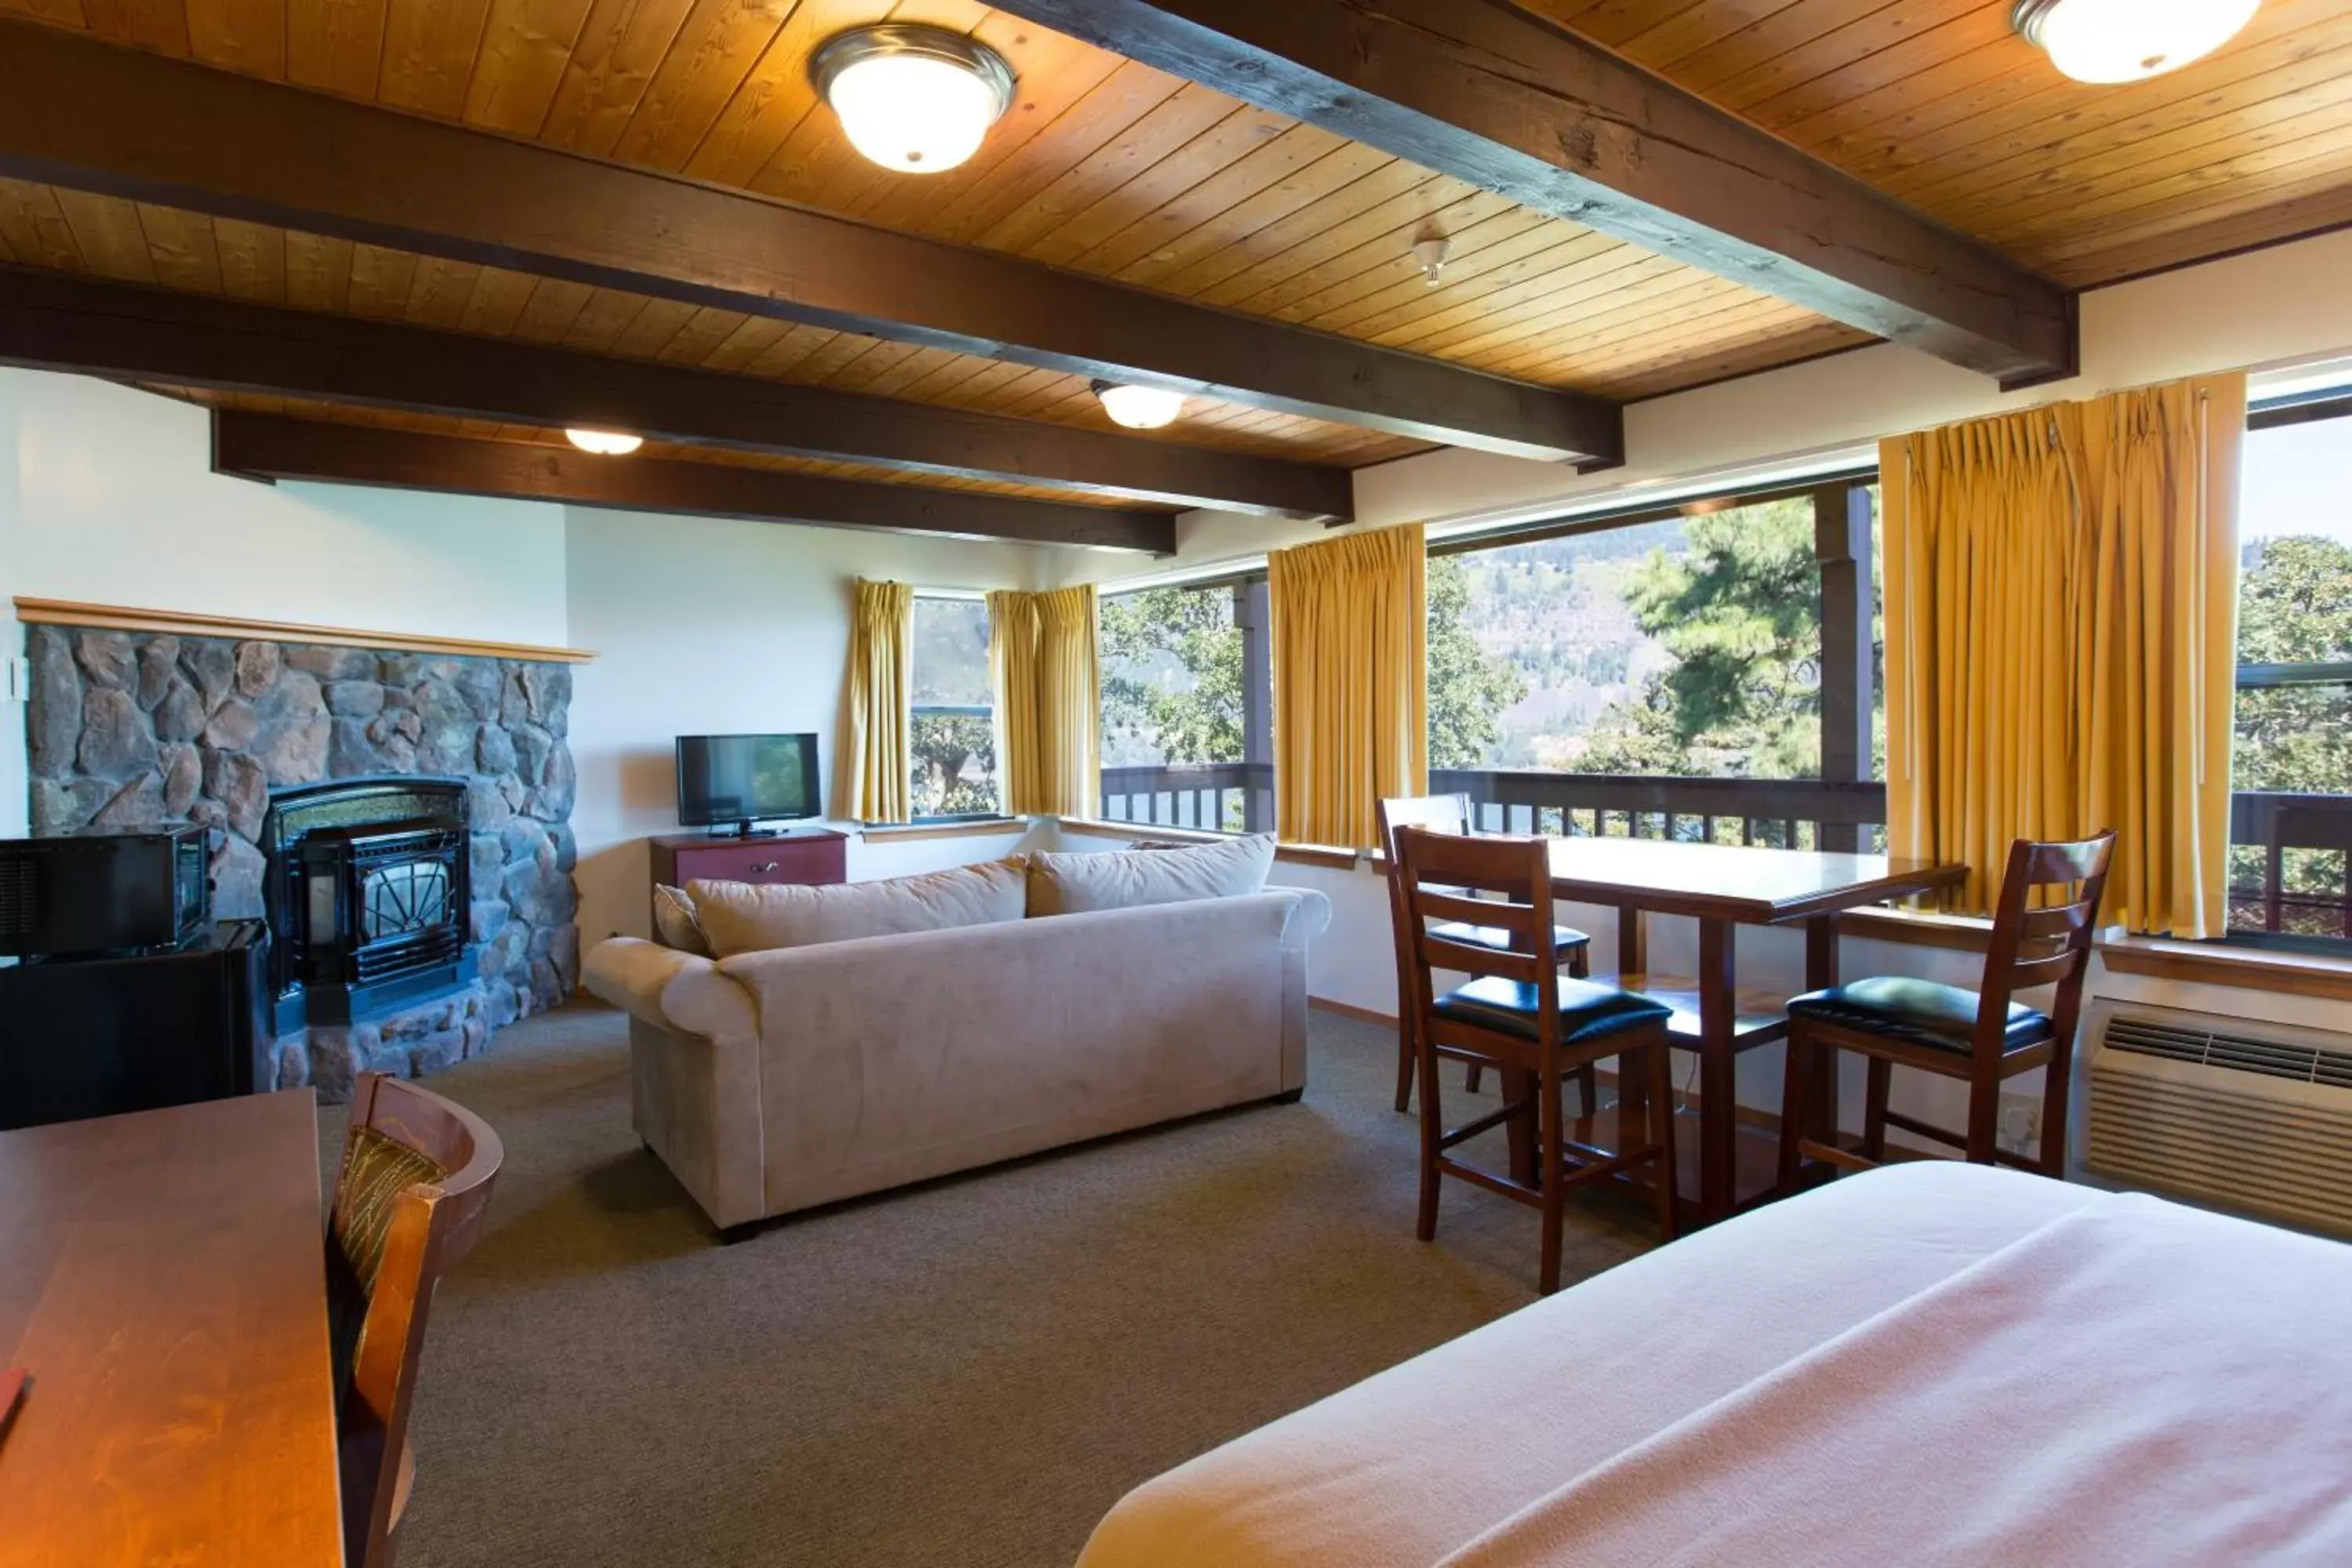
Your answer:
(908, 594), (999, 820)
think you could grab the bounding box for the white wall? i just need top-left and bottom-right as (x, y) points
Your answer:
(561, 506), (1069, 943)
(1, 370), (569, 644)
(1068, 225), (2352, 590)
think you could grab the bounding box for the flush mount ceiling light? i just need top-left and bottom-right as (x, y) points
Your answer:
(1090, 380), (1185, 430)
(2012, 0), (2259, 84)
(812, 24), (1016, 174)
(564, 428), (643, 456)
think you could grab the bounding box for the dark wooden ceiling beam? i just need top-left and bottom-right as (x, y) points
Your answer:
(986, 0), (2078, 388)
(0, 267), (1345, 519)
(0, 19), (1621, 465)
(212, 412), (1177, 554)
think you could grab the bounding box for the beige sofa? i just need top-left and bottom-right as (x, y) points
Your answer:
(583, 851), (1330, 1233)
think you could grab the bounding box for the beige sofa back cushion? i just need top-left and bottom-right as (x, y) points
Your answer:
(688, 858), (1027, 958)
(1027, 833), (1275, 916)
(651, 884), (713, 956)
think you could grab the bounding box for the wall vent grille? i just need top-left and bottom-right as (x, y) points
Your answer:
(2089, 1004), (2352, 1238)
(2103, 1015), (2352, 1090)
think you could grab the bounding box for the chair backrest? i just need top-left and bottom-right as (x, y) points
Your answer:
(1377, 795), (1478, 1018)
(1393, 826), (1566, 1044)
(1377, 793), (1474, 860)
(329, 1073), (503, 1568)
(1976, 832), (2118, 1061)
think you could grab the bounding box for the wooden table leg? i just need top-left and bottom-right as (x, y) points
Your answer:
(1697, 918), (1737, 1225)
(1613, 906), (1650, 1134)
(1803, 916), (1842, 1169)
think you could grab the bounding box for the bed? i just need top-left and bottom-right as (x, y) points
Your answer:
(1076, 1162), (2352, 1566)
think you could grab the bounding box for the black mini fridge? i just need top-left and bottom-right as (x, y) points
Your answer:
(0, 920), (273, 1131)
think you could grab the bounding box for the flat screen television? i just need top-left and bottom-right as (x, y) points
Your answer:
(675, 733), (821, 836)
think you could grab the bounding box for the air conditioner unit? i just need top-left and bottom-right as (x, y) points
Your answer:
(2084, 998), (2352, 1237)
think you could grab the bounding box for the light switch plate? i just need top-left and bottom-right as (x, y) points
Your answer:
(2, 654), (27, 703)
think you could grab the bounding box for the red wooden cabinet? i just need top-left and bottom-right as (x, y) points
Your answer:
(649, 831), (848, 910)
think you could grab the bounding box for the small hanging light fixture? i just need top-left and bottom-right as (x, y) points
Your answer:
(812, 24), (1018, 175)
(564, 428), (643, 456)
(1410, 233), (1454, 288)
(2011, 0), (2259, 84)
(1090, 380), (1185, 430)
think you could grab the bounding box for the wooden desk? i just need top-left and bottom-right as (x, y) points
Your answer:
(1545, 838), (1965, 1225)
(0, 1091), (343, 1567)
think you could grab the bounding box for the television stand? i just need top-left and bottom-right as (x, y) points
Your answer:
(648, 830), (848, 920)
(713, 822), (782, 840)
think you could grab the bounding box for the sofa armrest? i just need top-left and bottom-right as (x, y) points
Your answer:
(583, 937), (757, 1042)
(1279, 887), (1333, 950)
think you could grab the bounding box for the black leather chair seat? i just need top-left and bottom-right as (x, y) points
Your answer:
(1785, 976), (2051, 1054)
(1429, 920), (1593, 956)
(1432, 975), (1671, 1046)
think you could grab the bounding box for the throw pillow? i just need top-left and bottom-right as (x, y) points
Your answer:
(651, 884), (713, 957)
(1027, 833), (1275, 916)
(688, 857), (1029, 959)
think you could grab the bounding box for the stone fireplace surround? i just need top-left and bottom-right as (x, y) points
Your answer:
(24, 621), (579, 1098)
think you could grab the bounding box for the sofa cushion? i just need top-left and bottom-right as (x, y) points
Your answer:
(651, 884), (713, 957)
(1028, 833), (1275, 916)
(688, 858), (1028, 958)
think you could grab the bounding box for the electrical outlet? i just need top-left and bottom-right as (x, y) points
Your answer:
(1997, 1095), (2042, 1157)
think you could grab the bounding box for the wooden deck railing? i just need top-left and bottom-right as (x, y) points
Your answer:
(1097, 766), (2352, 949)
(2230, 791), (2352, 942)
(1099, 762), (1272, 833)
(1427, 769), (1890, 853)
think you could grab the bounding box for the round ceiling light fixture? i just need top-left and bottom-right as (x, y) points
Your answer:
(1090, 380), (1185, 430)
(2011, 0), (2259, 84)
(812, 24), (1017, 175)
(564, 427), (643, 456)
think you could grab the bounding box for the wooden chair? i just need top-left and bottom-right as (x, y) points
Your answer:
(328, 1073), (504, 1568)
(1777, 832), (2116, 1184)
(1378, 794), (1594, 1114)
(1395, 826), (1678, 1294)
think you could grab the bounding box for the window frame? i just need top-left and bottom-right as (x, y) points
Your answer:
(2225, 392), (2352, 953)
(1094, 571), (1275, 833)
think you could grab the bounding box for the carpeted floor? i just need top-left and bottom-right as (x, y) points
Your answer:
(341, 1003), (1657, 1568)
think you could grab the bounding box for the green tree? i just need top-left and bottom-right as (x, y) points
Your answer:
(1099, 587), (1244, 764)
(909, 711), (998, 815)
(1577, 499), (1824, 778)
(1427, 554), (1527, 768)
(2233, 535), (2352, 795)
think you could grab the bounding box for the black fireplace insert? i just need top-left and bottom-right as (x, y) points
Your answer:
(263, 778), (471, 1033)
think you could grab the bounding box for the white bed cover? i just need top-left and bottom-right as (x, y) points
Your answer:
(1076, 1162), (2352, 1566)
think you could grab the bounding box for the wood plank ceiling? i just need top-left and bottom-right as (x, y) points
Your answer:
(0, 0), (2347, 532)
(1519, 0), (2352, 285)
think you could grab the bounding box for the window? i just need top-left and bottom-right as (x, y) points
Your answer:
(1432, 481), (1880, 782)
(2229, 397), (2352, 946)
(1426, 476), (1882, 851)
(1097, 577), (1272, 831)
(908, 594), (998, 819)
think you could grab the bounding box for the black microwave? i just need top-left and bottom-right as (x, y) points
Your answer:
(0, 826), (212, 958)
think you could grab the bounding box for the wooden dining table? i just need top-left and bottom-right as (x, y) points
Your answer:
(0, 1090), (345, 1567)
(1544, 837), (1966, 1225)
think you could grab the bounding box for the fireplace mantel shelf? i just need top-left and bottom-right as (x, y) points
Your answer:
(13, 597), (596, 664)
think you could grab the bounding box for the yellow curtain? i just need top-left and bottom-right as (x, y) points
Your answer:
(839, 579), (911, 823)
(988, 585), (1100, 816)
(1884, 372), (2244, 936)
(1269, 524), (1427, 848)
